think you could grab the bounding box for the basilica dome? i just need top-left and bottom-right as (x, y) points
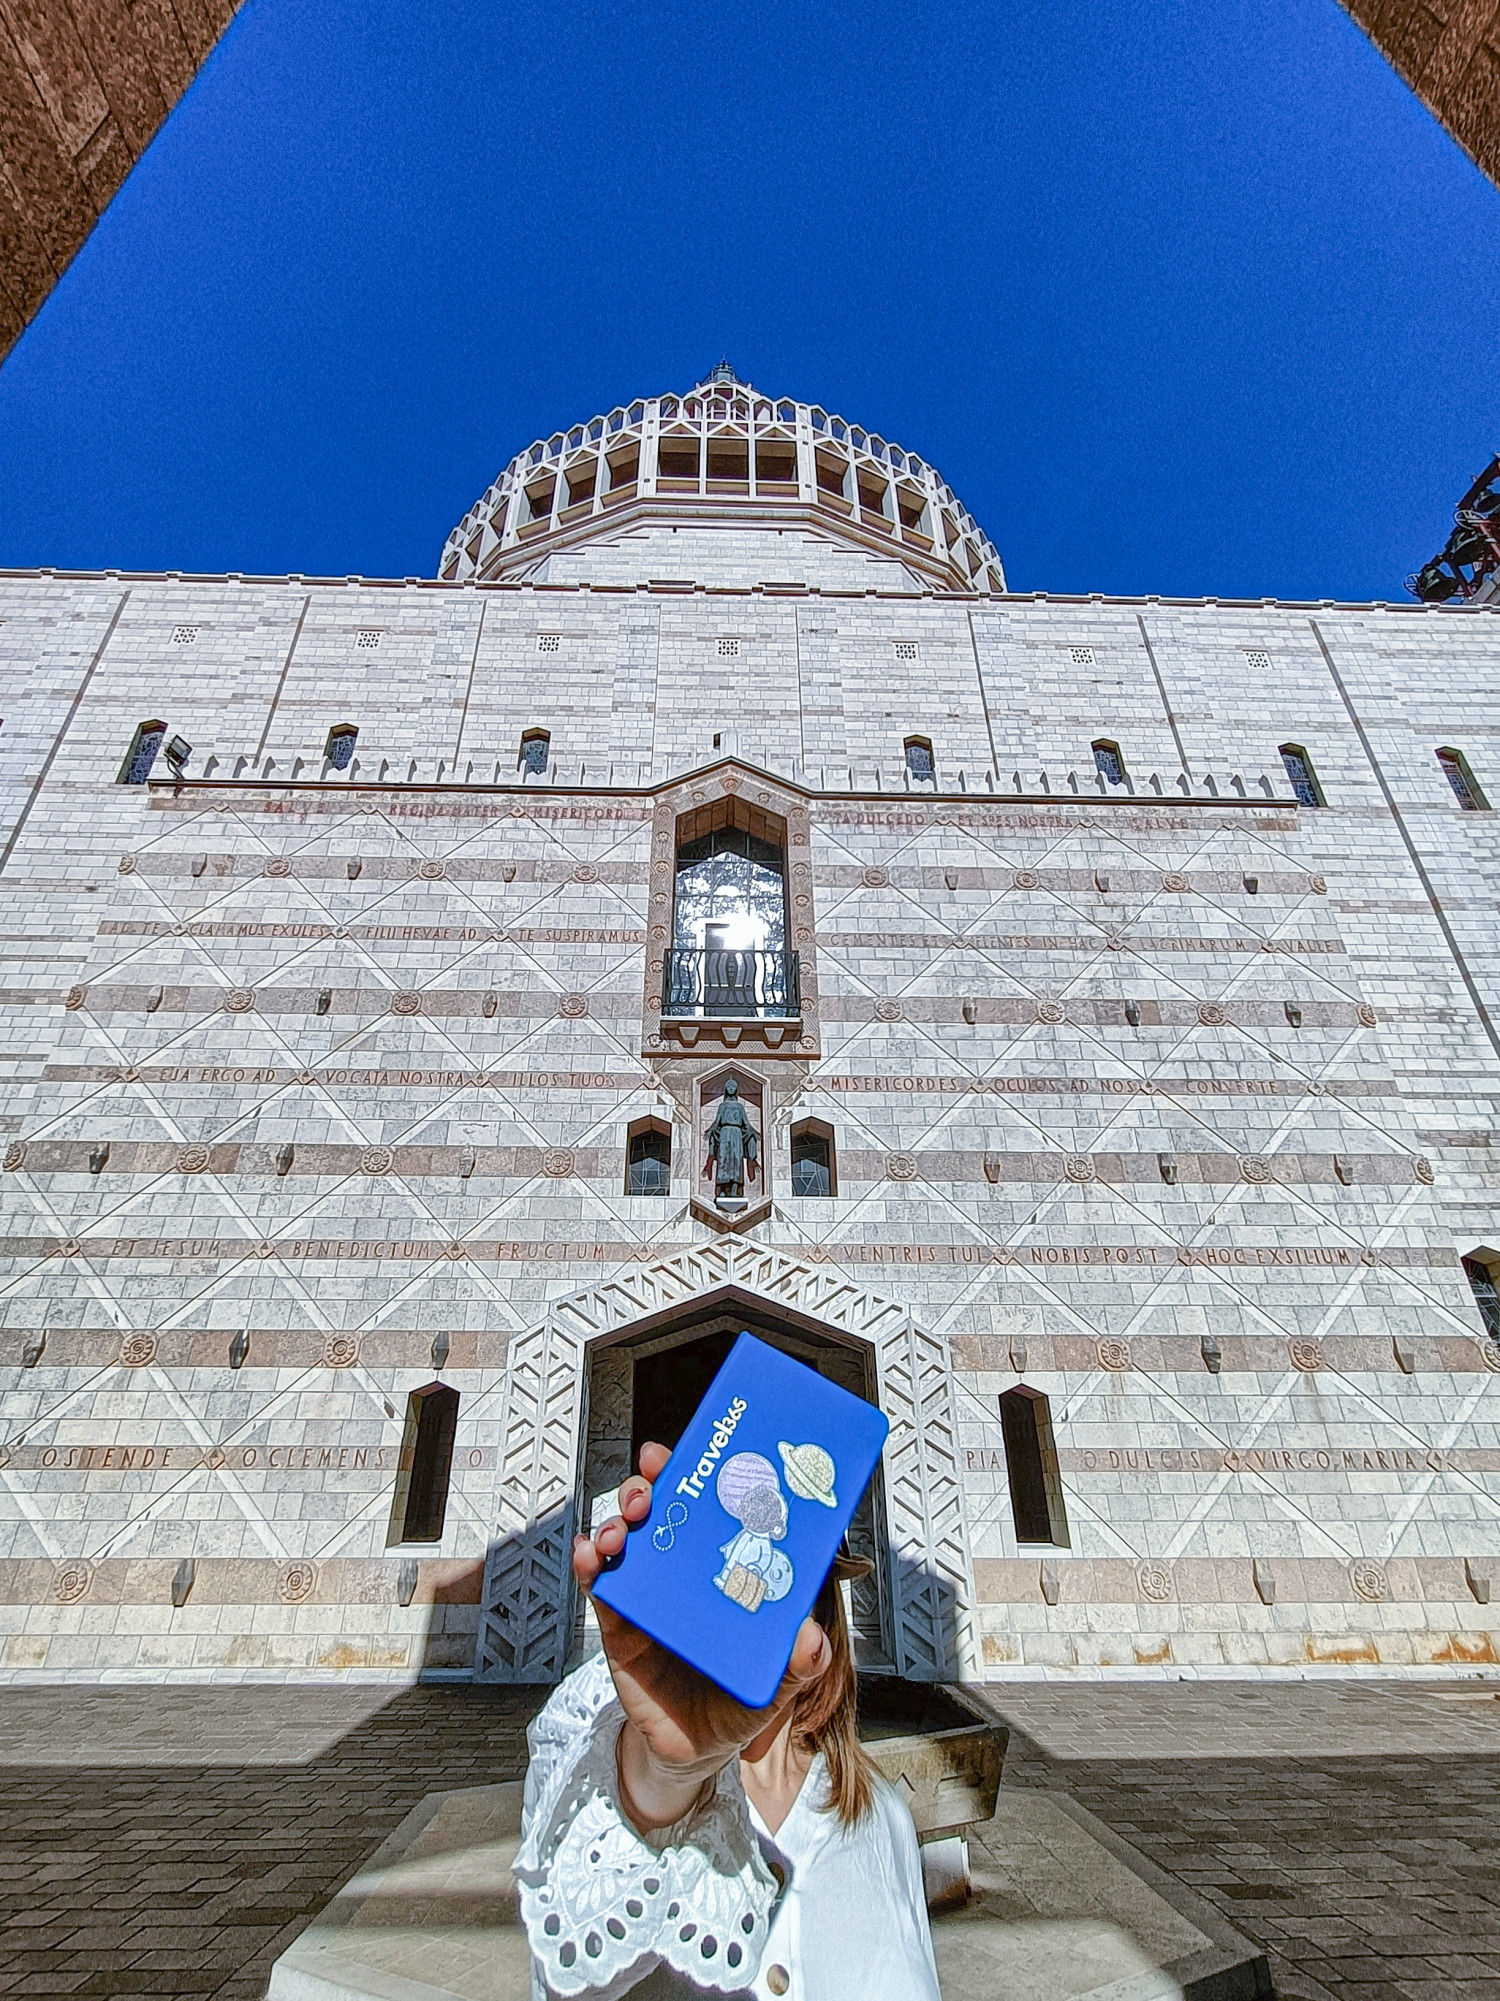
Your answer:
(439, 364), (1005, 593)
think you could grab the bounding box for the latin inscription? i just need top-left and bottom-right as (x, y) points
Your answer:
(0, 1443), (494, 1473)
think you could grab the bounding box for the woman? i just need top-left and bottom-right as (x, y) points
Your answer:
(515, 1441), (941, 2001)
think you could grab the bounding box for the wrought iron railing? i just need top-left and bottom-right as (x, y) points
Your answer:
(662, 947), (801, 1019)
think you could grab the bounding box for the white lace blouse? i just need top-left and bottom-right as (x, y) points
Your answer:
(515, 1654), (942, 2001)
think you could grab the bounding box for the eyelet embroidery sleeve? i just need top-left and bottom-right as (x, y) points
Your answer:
(515, 1654), (779, 2000)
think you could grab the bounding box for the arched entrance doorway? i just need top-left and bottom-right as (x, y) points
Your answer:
(472, 1242), (975, 1686)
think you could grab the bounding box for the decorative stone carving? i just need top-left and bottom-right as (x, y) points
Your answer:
(391, 990), (422, 1015)
(874, 999), (903, 1022)
(1197, 1003), (1227, 1027)
(1035, 1000), (1066, 1024)
(278, 1562), (317, 1603)
(572, 861), (599, 883)
(1096, 1337), (1132, 1371)
(119, 1332), (158, 1367)
(254, 1240), (276, 1259)
(119, 1066), (141, 1083)
(418, 859), (446, 880)
(3, 1143), (24, 1172)
(1480, 1340), (1500, 1374)
(1161, 872), (1188, 891)
(1357, 1003), (1378, 1027)
(361, 1146), (394, 1175)
(1350, 1559), (1388, 1603)
(558, 993), (589, 1018)
(1013, 869), (1040, 890)
(473, 1242), (976, 1685)
(1137, 1561), (1174, 1603)
(64, 984), (87, 1010)
(265, 857), (292, 877)
(862, 866), (889, 888)
(1240, 1155), (1272, 1183)
(542, 1149), (576, 1179)
(983, 1153), (1002, 1183)
(1308, 874), (1327, 894)
(1063, 1154), (1094, 1183)
(886, 1152), (918, 1181)
(1413, 1156), (1435, 1184)
(1288, 1337), (1323, 1371)
(117, 854), (136, 874)
(324, 1335), (360, 1368)
(962, 998), (977, 1024)
(223, 988), (255, 1013)
(52, 1562), (92, 1604)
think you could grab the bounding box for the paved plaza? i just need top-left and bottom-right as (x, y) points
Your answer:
(0, 1676), (1496, 1999)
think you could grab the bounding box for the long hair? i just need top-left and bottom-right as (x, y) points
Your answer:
(786, 1572), (879, 1826)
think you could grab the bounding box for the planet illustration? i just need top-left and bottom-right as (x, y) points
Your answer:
(716, 1451), (783, 1521)
(778, 1440), (837, 1507)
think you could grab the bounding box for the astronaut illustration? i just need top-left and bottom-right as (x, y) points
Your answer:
(713, 1451), (794, 1612)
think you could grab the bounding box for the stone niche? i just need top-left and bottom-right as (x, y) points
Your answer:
(686, 1066), (767, 1233)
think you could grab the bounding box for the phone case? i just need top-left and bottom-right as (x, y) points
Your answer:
(591, 1331), (890, 1708)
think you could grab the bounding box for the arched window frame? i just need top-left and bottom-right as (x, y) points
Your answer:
(998, 1384), (1070, 1547)
(624, 1116), (672, 1196)
(519, 728), (551, 775)
(1091, 738), (1128, 788)
(118, 719), (167, 786)
(1437, 747), (1489, 811)
(1463, 1249), (1500, 1342)
(1279, 742), (1325, 808)
(325, 724), (358, 771)
(904, 735), (935, 785)
(386, 1381), (461, 1546)
(789, 1117), (837, 1198)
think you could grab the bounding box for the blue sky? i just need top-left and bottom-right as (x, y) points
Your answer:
(0, 0), (1495, 599)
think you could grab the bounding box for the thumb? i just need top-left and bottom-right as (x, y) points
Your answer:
(766, 1615), (832, 1710)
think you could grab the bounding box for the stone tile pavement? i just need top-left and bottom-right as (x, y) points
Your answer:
(0, 1676), (1497, 1999)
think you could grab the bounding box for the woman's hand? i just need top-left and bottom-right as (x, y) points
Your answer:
(573, 1441), (833, 1833)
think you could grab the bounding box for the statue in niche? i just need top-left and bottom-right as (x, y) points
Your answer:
(705, 1078), (759, 1211)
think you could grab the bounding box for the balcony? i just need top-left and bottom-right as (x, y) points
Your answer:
(662, 947), (801, 1021)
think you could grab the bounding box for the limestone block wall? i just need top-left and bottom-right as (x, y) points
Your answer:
(0, 563), (1497, 1678)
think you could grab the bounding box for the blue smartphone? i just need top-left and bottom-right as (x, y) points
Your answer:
(592, 1331), (890, 1708)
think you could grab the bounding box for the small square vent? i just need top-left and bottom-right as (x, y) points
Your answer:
(894, 640), (919, 661)
(537, 634), (561, 653)
(1069, 645), (1095, 666)
(171, 626), (199, 645)
(1244, 649), (1270, 672)
(355, 630), (382, 649)
(718, 637), (740, 657)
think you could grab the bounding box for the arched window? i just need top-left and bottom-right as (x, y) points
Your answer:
(904, 736), (935, 784)
(998, 1386), (1069, 1546)
(625, 1119), (671, 1195)
(1463, 1253), (1500, 1340)
(520, 728), (550, 775)
(1280, 743), (1324, 808)
(1438, 748), (1489, 811)
(1092, 739), (1127, 787)
(387, 1382), (460, 1544)
(325, 724), (358, 771)
(666, 797), (792, 1018)
(790, 1120), (836, 1197)
(119, 720), (167, 786)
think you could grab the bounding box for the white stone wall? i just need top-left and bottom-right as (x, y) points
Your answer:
(0, 553), (1498, 1680)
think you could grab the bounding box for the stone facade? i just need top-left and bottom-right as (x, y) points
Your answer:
(1, 375), (1499, 1683)
(1340, 0), (1500, 189)
(0, 1), (244, 358)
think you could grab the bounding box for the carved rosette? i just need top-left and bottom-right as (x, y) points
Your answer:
(861, 866), (889, 889)
(324, 1335), (360, 1368)
(542, 1149), (576, 1179)
(1240, 1155), (1272, 1184)
(391, 991), (422, 1016)
(1356, 1003), (1378, 1028)
(117, 854), (137, 875)
(1413, 1157), (1435, 1185)
(64, 984), (87, 1011)
(1197, 1003), (1227, 1027)
(885, 1152), (918, 1182)
(1161, 871), (1188, 892)
(223, 988), (255, 1014)
(1137, 1561), (1175, 1603)
(558, 993), (589, 1018)
(278, 1562), (317, 1604)
(1349, 1559), (1388, 1603)
(1036, 999), (1066, 1024)
(265, 857), (292, 877)
(572, 861), (599, 883)
(1012, 868), (1040, 890)
(1063, 1153), (1094, 1183)
(177, 1144), (210, 1173)
(1288, 1337), (1324, 1372)
(52, 1562), (92, 1605)
(1096, 1337), (1132, 1372)
(3, 1142), (24, 1172)
(361, 1146), (394, 1176)
(418, 859), (446, 880)
(874, 999), (903, 1022)
(119, 1332), (158, 1368)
